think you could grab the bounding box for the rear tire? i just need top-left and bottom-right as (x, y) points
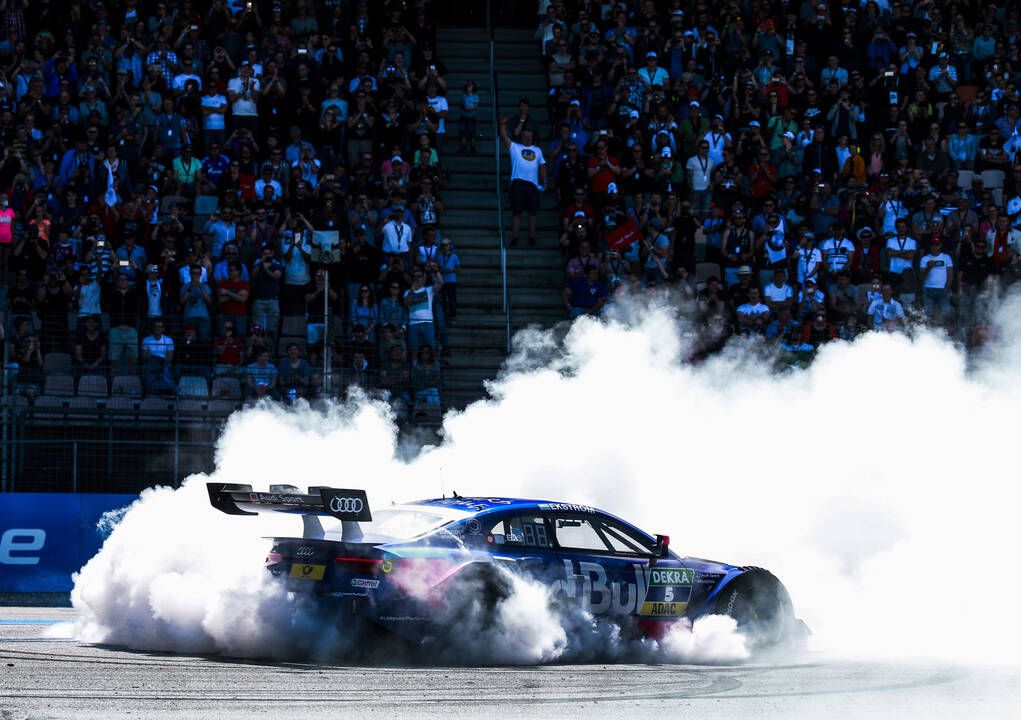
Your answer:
(713, 569), (794, 650)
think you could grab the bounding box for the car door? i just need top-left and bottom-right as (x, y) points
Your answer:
(545, 512), (651, 618)
(548, 512), (695, 621)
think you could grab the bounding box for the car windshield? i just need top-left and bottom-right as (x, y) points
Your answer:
(322, 504), (470, 542)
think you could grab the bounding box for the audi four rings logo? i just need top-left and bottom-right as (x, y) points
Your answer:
(330, 496), (363, 514)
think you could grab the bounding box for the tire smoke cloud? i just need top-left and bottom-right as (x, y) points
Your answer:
(71, 294), (1021, 665)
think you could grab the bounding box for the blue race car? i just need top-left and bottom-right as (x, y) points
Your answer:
(208, 484), (802, 649)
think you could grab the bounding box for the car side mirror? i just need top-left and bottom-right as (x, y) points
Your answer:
(654, 534), (670, 558)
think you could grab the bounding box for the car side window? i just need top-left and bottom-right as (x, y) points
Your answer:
(551, 515), (611, 552)
(598, 518), (656, 555)
(487, 515), (553, 548)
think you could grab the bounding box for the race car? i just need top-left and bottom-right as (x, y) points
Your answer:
(208, 484), (802, 650)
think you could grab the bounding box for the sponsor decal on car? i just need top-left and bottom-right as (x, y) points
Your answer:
(537, 503), (596, 513)
(289, 563), (325, 580)
(351, 578), (380, 589)
(551, 560), (694, 616)
(649, 568), (694, 586)
(638, 601), (686, 616)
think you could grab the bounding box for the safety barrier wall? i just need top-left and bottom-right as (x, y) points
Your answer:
(0, 493), (137, 592)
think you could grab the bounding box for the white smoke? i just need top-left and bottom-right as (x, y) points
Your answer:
(71, 292), (1021, 665)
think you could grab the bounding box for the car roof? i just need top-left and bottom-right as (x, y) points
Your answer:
(410, 496), (599, 515)
(408, 497), (651, 536)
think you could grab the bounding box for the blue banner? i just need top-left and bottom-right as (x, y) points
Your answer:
(0, 494), (137, 592)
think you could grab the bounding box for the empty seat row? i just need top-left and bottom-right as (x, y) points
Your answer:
(36, 375), (243, 400)
(27, 396), (241, 418)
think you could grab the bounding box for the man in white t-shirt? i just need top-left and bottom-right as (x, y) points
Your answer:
(866, 282), (906, 331)
(227, 63), (260, 134)
(499, 114), (547, 246)
(685, 139), (715, 215)
(736, 286), (771, 333)
(794, 231), (822, 286)
(819, 223), (855, 278)
(201, 83), (227, 148)
(141, 319), (175, 362)
(381, 213), (414, 261)
(403, 265), (444, 354)
(762, 268), (794, 311)
(920, 237), (953, 320)
(886, 218), (916, 280)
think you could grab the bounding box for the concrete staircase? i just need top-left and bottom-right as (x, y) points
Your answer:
(438, 27), (565, 409)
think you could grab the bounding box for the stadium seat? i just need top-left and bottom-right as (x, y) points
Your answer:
(211, 376), (242, 400)
(68, 396), (99, 420)
(208, 399), (238, 416)
(33, 396), (65, 419)
(281, 316), (307, 337)
(194, 195), (219, 215)
(111, 375), (143, 397)
(42, 352), (71, 376)
(139, 397), (171, 419)
(105, 396), (136, 417)
(980, 169), (1005, 190)
(43, 374), (75, 397)
(77, 375), (108, 397)
(178, 376), (210, 399)
(176, 399), (206, 415)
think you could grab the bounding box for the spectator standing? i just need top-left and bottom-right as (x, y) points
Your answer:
(499, 114), (547, 247)
(920, 238), (954, 323)
(74, 315), (107, 374)
(104, 273), (140, 372)
(250, 244), (282, 338)
(459, 80), (479, 154)
(179, 265), (213, 342)
(403, 265), (443, 354)
(214, 321), (245, 376)
(437, 237), (459, 323)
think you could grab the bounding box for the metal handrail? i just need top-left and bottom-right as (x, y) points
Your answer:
(488, 0), (511, 352)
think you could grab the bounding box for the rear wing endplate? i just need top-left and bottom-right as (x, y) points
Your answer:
(206, 483), (372, 522)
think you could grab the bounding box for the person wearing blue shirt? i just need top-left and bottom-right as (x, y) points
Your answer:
(563, 265), (609, 318)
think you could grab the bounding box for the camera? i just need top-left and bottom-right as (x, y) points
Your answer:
(118, 259), (130, 268)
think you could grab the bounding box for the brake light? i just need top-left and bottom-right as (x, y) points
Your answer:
(265, 552), (283, 566)
(333, 556), (384, 573)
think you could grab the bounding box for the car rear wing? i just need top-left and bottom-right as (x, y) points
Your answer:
(207, 483), (372, 522)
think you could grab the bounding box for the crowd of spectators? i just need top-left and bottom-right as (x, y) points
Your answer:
(533, 0), (1021, 351)
(0, 0), (458, 418)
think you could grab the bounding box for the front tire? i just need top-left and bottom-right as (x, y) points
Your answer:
(713, 569), (794, 650)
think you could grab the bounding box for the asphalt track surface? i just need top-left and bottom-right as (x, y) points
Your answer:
(1, 608), (1019, 719)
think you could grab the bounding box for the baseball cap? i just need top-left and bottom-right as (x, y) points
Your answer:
(690, 100), (700, 107)
(629, 109), (640, 119)
(661, 146), (672, 157)
(1008, 197), (1021, 215)
(607, 182), (619, 194)
(749, 120), (761, 128)
(646, 51), (657, 59)
(737, 265), (752, 275)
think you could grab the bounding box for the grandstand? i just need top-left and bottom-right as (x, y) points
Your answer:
(0, 0), (1019, 491)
